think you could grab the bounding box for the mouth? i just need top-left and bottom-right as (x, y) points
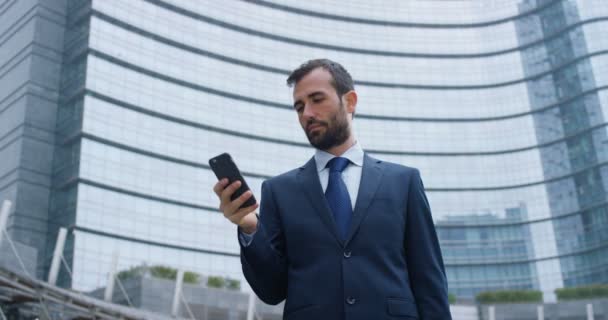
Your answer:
(307, 124), (324, 132)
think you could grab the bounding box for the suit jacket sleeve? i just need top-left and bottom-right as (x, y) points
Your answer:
(405, 169), (452, 319)
(239, 180), (287, 305)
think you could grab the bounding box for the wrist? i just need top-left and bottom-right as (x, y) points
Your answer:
(239, 214), (258, 234)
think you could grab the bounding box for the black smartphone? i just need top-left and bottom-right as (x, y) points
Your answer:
(209, 153), (257, 208)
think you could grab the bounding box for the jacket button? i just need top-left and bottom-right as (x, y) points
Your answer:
(346, 297), (356, 305)
(344, 251), (351, 258)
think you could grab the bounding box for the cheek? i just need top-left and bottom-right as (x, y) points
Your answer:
(298, 115), (307, 127)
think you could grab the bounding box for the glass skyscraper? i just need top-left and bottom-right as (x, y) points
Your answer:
(1, 0), (607, 303)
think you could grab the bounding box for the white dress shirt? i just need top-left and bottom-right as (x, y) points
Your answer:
(239, 141), (365, 245)
(313, 140), (364, 210)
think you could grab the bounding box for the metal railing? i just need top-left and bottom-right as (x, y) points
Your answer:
(0, 199), (273, 320)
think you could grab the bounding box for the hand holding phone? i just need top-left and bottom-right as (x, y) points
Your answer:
(210, 153), (258, 233)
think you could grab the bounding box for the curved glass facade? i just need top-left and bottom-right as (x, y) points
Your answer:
(44, 0), (608, 302)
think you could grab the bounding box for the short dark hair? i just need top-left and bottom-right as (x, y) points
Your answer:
(286, 59), (354, 98)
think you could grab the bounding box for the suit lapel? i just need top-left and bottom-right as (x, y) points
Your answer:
(297, 157), (343, 247)
(344, 153), (384, 247)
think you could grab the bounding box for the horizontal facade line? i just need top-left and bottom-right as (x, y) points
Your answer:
(33, 4), (67, 28)
(72, 138), (608, 226)
(84, 88), (306, 148)
(442, 227), (605, 247)
(369, 120), (608, 155)
(87, 49), (608, 123)
(449, 278), (537, 286)
(88, 49), (287, 108)
(0, 4), (66, 48)
(68, 219), (608, 268)
(0, 68), (61, 111)
(0, 54), (62, 108)
(0, 166), (21, 186)
(0, 177), (51, 194)
(0, 0), (37, 45)
(416, 158), (608, 190)
(240, 0), (559, 28)
(0, 121), (54, 156)
(449, 264), (607, 285)
(356, 47), (608, 88)
(0, 0), (15, 16)
(76, 178), (220, 212)
(448, 263), (608, 284)
(77, 130), (608, 191)
(0, 121), (25, 149)
(6, 224), (50, 237)
(79, 128), (270, 179)
(436, 200), (608, 228)
(0, 44), (39, 76)
(361, 86), (608, 122)
(8, 212), (50, 224)
(89, 12), (287, 74)
(444, 240), (608, 267)
(90, 12), (608, 89)
(72, 170), (608, 235)
(138, 0), (606, 59)
(69, 225), (240, 258)
(65, 203), (608, 268)
(90, 22), (608, 90)
(37, 1), (68, 24)
(85, 88), (608, 157)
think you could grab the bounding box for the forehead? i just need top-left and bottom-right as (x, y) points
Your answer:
(292, 68), (335, 99)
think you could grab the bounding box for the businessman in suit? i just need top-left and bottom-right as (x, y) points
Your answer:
(213, 59), (451, 319)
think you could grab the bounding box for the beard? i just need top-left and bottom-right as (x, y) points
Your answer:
(305, 103), (351, 151)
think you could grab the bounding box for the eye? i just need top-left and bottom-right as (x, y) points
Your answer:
(312, 97), (324, 103)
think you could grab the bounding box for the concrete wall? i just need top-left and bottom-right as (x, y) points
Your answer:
(480, 299), (608, 320)
(88, 275), (480, 320)
(90, 275), (283, 319)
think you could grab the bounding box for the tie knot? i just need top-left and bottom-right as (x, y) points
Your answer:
(326, 157), (350, 173)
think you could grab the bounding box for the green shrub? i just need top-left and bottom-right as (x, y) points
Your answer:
(226, 279), (241, 290)
(117, 265), (147, 280)
(117, 265), (200, 284)
(555, 284), (608, 301)
(183, 271), (200, 284)
(206, 276), (240, 290)
(150, 265), (177, 280)
(476, 290), (542, 304)
(207, 276), (226, 288)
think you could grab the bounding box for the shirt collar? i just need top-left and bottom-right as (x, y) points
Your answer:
(314, 141), (364, 173)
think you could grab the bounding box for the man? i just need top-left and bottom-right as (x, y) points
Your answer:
(213, 59), (451, 319)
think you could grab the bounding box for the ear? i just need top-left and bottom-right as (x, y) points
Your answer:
(342, 90), (357, 116)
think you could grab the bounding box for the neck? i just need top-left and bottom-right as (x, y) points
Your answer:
(324, 136), (356, 157)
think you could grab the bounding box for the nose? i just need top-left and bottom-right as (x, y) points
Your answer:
(302, 103), (316, 120)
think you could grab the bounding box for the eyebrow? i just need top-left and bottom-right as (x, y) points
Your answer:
(293, 91), (326, 108)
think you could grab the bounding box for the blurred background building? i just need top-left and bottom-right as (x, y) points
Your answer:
(1, 0), (607, 317)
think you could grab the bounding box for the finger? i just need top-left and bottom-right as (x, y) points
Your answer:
(225, 190), (253, 215)
(228, 203), (259, 224)
(225, 190), (254, 216)
(213, 178), (229, 196)
(220, 180), (242, 204)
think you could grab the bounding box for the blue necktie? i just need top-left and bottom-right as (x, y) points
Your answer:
(325, 157), (352, 241)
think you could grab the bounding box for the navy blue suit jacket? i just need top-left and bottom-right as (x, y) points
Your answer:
(240, 153), (451, 320)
